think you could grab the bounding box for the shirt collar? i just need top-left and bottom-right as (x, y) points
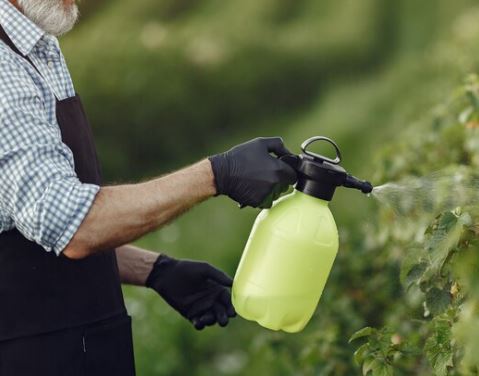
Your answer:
(0, 0), (45, 56)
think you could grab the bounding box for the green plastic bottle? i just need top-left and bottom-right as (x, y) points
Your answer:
(232, 136), (373, 333)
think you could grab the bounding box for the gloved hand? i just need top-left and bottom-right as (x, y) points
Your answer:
(146, 254), (236, 330)
(209, 137), (298, 209)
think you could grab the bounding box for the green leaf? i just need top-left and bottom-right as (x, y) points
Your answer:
(404, 262), (427, 289)
(425, 287), (451, 316)
(362, 357), (376, 375)
(362, 358), (394, 376)
(354, 343), (370, 365)
(426, 212), (458, 252)
(423, 211), (465, 279)
(400, 244), (427, 288)
(425, 317), (454, 376)
(373, 362), (394, 376)
(350, 327), (374, 343)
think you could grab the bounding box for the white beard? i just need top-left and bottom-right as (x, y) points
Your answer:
(17, 0), (79, 37)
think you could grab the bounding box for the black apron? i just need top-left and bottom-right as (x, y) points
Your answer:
(0, 26), (135, 375)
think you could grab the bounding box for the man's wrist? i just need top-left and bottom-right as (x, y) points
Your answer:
(200, 158), (218, 197)
(116, 245), (162, 286)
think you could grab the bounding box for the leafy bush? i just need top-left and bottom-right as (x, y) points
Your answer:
(350, 75), (479, 375)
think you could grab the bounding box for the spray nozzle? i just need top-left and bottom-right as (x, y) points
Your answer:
(281, 136), (373, 201)
(343, 175), (374, 194)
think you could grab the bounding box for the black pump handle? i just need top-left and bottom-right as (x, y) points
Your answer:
(301, 136), (342, 165)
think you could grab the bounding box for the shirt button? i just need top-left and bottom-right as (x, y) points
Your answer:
(48, 61), (54, 68)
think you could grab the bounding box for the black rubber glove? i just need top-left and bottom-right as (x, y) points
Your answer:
(209, 137), (298, 209)
(146, 254), (236, 330)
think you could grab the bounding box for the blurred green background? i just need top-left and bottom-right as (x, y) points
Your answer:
(61, 0), (479, 374)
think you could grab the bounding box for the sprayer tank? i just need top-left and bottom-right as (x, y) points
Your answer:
(231, 190), (339, 333)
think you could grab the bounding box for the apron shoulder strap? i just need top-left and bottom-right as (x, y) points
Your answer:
(0, 23), (38, 69)
(0, 23), (24, 56)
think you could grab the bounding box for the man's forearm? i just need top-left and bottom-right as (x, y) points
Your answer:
(116, 244), (159, 286)
(63, 159), (216, 259)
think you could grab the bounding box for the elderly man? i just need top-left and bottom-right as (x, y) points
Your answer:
(0, 0), (297, 375)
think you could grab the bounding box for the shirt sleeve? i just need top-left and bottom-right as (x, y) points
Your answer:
(0, 57), (100, 256)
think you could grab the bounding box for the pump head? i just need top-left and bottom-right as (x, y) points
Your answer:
(281, 136), (373, 201)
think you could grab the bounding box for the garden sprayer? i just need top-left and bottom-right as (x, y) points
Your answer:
(232, 136), (373, 333)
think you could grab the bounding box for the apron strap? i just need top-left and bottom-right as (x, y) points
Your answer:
(0, 23), (39, 71)
(0, 23), (23, 56)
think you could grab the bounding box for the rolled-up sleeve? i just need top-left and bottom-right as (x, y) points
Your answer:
(0, 58), (99, 255)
